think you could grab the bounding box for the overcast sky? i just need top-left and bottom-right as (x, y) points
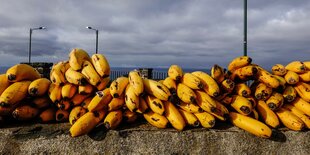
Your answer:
(0, 0), (309, 69)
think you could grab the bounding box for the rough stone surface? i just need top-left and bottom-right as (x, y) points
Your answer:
(0, 122), (309, 154)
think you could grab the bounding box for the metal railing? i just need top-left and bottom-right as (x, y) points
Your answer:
(110, 70), (167, 81)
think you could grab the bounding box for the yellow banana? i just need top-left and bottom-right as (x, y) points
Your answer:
(110, 77), (129, 98)
(104, 110), (123, 130)
(70, 109), (106, 137)
(271, 64), (287, 76)
(227, 56), (252, 72)
(88, 88), (112, 112)
(181, 73), (204, 90)
(256, 100), (280, 128)
(32, 96), (52, 109)
(97, 77), (110, 91)
(195, 90), (216, 113)
(257, 69), (280, 89)
(128, 70), (144, 96)
(57, 100), (71, 111)
(61, 83), (77, 100)
(143, 78), (171, 101)
(6, 64), (41, 82)
(285, 61), (307, 74)
(0, 74), (11, 96)
(136, 97), (149, 114)
(234, 83), (251, 97)
(78, 84), (94, 95)
(284, 70), (299, 85)
(80, 96), (93, 109)
(229, 112), (272, 138)
(164, 101), (186, 131)
(177, 101), (203, 113)
(283, 104), (310, 129)
(178, 109), (200, 127)
(273, 75), (286, 91)
(304, 61), (310, 70)
(28, 78), (51, 96)
(50, 61), (68, 85)
(65, 67), (88, 86)
(294, 82), (310, 102)
(123, 109), (138, 123)
(220, 79), (235, 93)
(81, 61), (101, 86)
(230, 65), (258, 81)
(192, 71), (220, 97)
(276, 107), (304, 131)
(299, 71), (310, 82)
(247, 97), (257, 108)
(283, 86), (297, 103)
(250, 109), (259, 120)
(177, 83), (197, 104)
(69, 106), (87, 125)
(211, 64), (225, 83)
(230, 95), (253, 115)
(56, 109), (69, 122)
(12, 105), (39, 121)
(108, 94), (125, 111)
(291, 97), (310, 116)
(143, 111), (169, 129)
(162, 77), (177, 94)
(38, 108), (56, 123)
(91, 54), (110, 78)
(146, 95), (165, 115)
(48, 83), (62, 104)
(168, 65), (183, 83)
(124, 84), (139, 112)
(266, 92), (284, 111)
(70, 93), (91, 106)
(0, 81), (31, 107)
(210, 100), (229, 121)
(68, 48), (91, 71)
(194, 112), (216, 129)
(254, 83), (272, 101)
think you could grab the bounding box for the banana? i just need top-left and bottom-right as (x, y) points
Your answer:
(194, 112), (216, 128)
(0, 81), (31, 107)
(12, 105), (39, 121)
(168, 65), (183, 83)
(91, 54), (110, 78)
(220, 79), (235, 93)
(70, 93), (91, 107)
(104, 110), (123, 130)
(69, 106), (87, 125)
(50, 61), (69, 85)
(229, 112), (272, 138)
(294, 82), (310, 102)
(256, 100), (280, 128)
(38, 108), (56, 123)
(254, 83), (272, 101)
(57, 100), (71, 111)
(61, 83), (77, 100)
(97, 77), (110, 91)
(6, 64), (41, 82)
(28, 78), (51, 96)
(230, 65), (258, 81)
(68, 48), (91, 71)
(65, 67), (88, 86)
(164, 101), (186, 131)
(192, 71), (220, 97)
(81, 96), (93, 109)
(234, 83), (251, 97)
(124, 84), (139, 112)
(123, 109), (138, 123)
(70, 109), (107, 137)
(78, 84), (94, 95)
(283, 86), (297, 103)
(81, 61), (101, 86)
(273, 75), (286, 90)
(88, 88), (112, 112)
(271, 64), (287, 76)
(146, 95), (165, 115)
(291, 97), (310, 116)
(227, 56), (252, 72)
(195, 90), (216, 113)
(178, 109), (200, 127)
(250, 109), (259, 120)
(177, 83), (197, 104)
(181, 73), (204, 90)
(230, 95), (253, 115)
(108, 94), (125, 111)
(177, 101), (203, 113)
(247, 97), (257, 108)
(0, 74), (11, 96)
(284, 70), (299, 85)
(110, 77), (129, 98)
(143, 78), (171, 101)
(257, 69), (280, 89)
(211, 64), (225, 83)
(56, 109), (69, 122)
(276, 107), (304, 131)
(304, 61), (310, 70)
(143, 111), (169, 129)
(283, 104), (310, 129)
(128, 70), (144, 96)
(48, 83), (62, 104)
(162, 77), (177, 94)
(219, 93), (233, 105)
(266, 92), (284, 111)
(210, 100), (229, 121)
(285, 61), (307, 73)
(32, 96), (52, 109)
(299, 71), (310, 82)
(136, 97), (149, 114)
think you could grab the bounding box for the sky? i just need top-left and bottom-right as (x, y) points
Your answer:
(0, 0), (310, 70)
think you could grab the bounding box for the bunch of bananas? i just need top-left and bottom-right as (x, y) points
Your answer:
(0, 64), (56, 123)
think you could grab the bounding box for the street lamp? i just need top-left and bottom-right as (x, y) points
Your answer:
(29, 26), (46, 63)
(244, 0), (247, 56)
(86, 26), (99, 54)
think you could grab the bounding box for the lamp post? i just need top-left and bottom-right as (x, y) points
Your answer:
(29, 26), (46, 63)
(86, 26), (99, 54)
(244, 0), (247, 56)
